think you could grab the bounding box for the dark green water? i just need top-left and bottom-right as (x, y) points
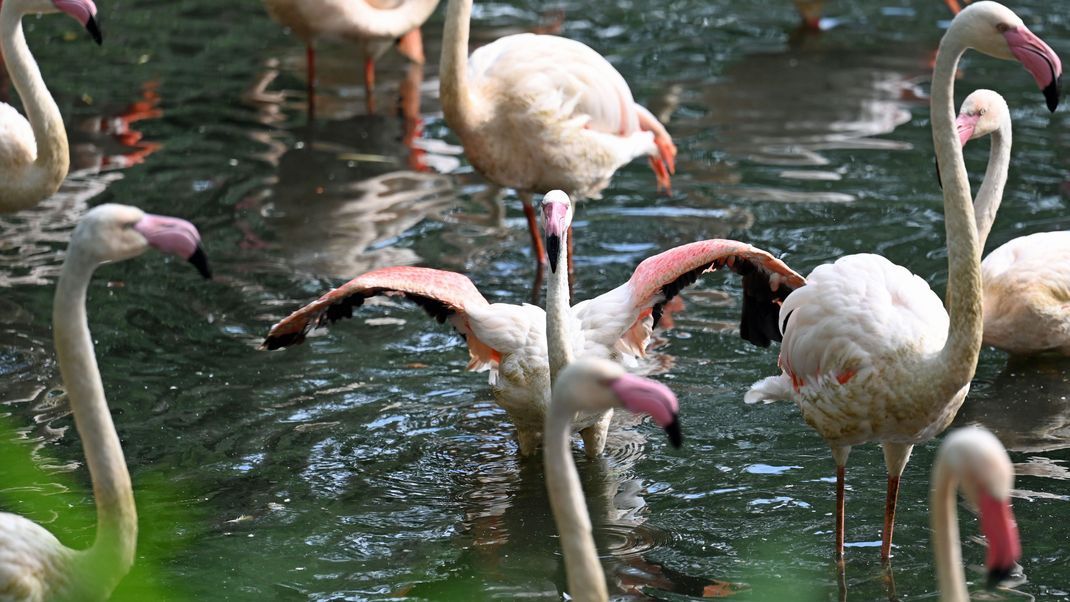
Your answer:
(1, 0), (1068, 600)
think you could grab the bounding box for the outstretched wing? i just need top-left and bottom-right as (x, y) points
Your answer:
(262, 266), (507, 371)
(577, 240), (806, 360)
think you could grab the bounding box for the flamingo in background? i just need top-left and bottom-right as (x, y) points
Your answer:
(931, 427), (1021, 601)
(0, 0), (102, 213)
(954, 89), (1070, 356)
(0, 204), (210, 601)
(261, 0), (439, 117)
(544, 358), (681, 602)
(745, 1), (1060, 561)
(791, 0), (972, 30)
(439, 0), (677, 268)
(262, 192), (800, 456)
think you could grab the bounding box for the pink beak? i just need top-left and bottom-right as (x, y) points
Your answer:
(609, 373), (682, 447)
(541, 201), (570, 272)
(955, 113), (980, 148)
(978, 491), (1021, 588)
(1003, 25), (1062, 112)
(133, 214), (212, 279)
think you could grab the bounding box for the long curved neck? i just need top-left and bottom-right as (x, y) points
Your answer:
(547, 231), (573, 383)
(972, 121), (1012, 249)
(53, 252), (137, 592)
(931, 460), (968, 602)
(0, 2), (70, 209)
(544, 396), (608, 602)
(932, 30), (983, 392)
(440, 0), (477, 133)
(348, 0), (439, 38)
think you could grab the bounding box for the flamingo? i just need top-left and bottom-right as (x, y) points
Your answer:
(953, 89), (1070, 356)
(544, 358), (682, 602)
(0, 0), (102, 213)
(261, 0), (439, 116)
(262, 192), (802, 456)
(745, 1), (1060, 561)
(0, 204), (210, 601)
(791, 0), (972, 30)
(439, 0), (677, 268)
(931, 427), (1021, 601)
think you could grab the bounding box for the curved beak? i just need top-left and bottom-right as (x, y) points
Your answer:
(979, 491), (1021, 590)
(85, 15), (102, 45)
(133, 214), (212, 280)
(1003, 25), (1062, 112)
(955, 113), (979, 148)
(541, 201), (569, 274)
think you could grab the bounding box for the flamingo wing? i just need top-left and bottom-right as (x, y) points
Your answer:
(576, 240), (806, 361)
(262, 266), (509, 371)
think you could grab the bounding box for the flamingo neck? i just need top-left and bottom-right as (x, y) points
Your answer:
(441, 0), (478, 133)
(932, 29), (983, 393)
(0, 1), (70, 211)
(53, 252), (137, 594)
(544, 393), (609, 602)
(547, 232), (573, 383)
(972, 121), (1011, 249)
(931, 458), (968, 601)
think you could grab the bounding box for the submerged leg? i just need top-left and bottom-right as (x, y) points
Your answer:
(880, 442), (913, 561)
(579, 410), (613, 458)
(516, 426), (541, 457)
(364, 57), (377, 114)
(306, 44), (316, 120)
(832, 445), (851, 560)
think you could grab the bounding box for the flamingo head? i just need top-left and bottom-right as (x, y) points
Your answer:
(938, 427), (1021, 589)
(71, 204), (211, 279)
(955, 89), (1009, 147)
(49, 0), (101, 44)
(554, 359), (682, 448)
(952, 2), (1061, 111)
(540, 190), (573, 274)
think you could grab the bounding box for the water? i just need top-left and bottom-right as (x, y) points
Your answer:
(1, 0), (1068, 599)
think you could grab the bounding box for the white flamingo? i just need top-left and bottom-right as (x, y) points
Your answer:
(954, 89), (1070, 356)
(931, 427), (1021, 602)
(0, 204), (210, 601)
(262, 192), (801, 456)
(745, 1), (1061, 560)
(439, 0), (677, 265)
(0, 0), (102, 213)
(544, 358), (681, 602)
(261, 0), (439, 116)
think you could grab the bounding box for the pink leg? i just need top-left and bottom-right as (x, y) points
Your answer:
(522, 196), (548, 266)
(364, 57), (377, 114)
(306, 44), (316, 120)
(880, 475), (901, 561)
(396, 28), (425, 64)
(566, 225), (575, 301)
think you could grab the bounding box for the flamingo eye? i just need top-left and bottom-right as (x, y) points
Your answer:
(996, 23), (1010, 33)
(979, 108), (987, 116)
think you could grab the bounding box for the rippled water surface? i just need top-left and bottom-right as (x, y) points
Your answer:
(1, 0), (1069, 600)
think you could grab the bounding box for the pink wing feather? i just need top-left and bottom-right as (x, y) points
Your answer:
(262, 266), (500, 371)
(580, 240), (805, 358)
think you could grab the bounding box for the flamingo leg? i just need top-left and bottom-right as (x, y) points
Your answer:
(835, 464), (846, 560)
(521, 194), (548, 266)
(396, 28), (425, 64)
(567, 224), (575, 301)
(400, 63), (427, 172)
(364, 57), (377, 114)
(880, 442), (912, 561)
(306, 44), (316, 120)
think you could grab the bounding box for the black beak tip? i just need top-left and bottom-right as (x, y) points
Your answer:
(1043, 78), (1061, 113)
(188, 246), (212, 280)
(986, 565), (1014, 590)
(85, 16), (103, 45)
(664, 416), (683, 448)
(546, 234), (560, 274)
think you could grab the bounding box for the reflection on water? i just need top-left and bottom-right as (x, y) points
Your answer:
(0, 0), (1068, 600)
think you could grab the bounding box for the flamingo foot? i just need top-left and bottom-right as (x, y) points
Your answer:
(396, 28), (425, 64)
(649, 156), (672, 195)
